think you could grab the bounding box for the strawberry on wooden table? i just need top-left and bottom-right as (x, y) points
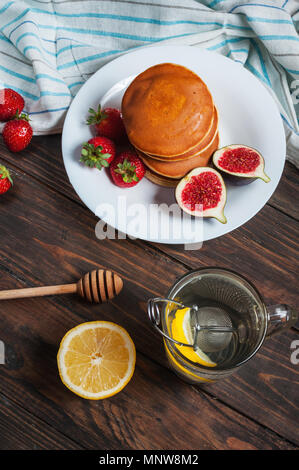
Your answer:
(0, 164), (13, 194)
(87, 105), (126, 142)
(0, 88), (24, 121)
(2, 111), (32, 152)
(80, 136), (116, 170)
(110, 150), (145, 188)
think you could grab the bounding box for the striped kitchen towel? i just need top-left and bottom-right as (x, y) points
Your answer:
(0, 0), (298, 166)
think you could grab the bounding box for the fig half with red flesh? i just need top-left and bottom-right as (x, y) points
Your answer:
(213, 145), (270, 185)
(175, 167), (227, 224)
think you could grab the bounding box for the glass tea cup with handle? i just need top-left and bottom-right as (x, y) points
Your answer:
(148, 267), (298, 384)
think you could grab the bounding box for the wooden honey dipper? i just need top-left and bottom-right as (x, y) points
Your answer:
(0, 270), (123, 303)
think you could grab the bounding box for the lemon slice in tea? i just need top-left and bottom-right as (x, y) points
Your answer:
(57, 321), (136, 399)
(171, 308), (216, 367)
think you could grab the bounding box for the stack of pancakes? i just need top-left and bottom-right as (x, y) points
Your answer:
(121, 63), (219, 187)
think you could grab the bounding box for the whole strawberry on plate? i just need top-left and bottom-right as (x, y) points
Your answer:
(0, 164), (13, 194)
(0, 88), (24, 121)
(80, 136), (116, 170)
(110, 150), (145, 188)
(86, 105), (126, 142)
(2, 111), (32, 152)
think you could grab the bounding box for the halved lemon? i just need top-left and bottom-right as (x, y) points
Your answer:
(170, 307), (216, 367)
(57, 321), (136, 399)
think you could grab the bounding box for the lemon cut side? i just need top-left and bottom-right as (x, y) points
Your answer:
(170, 308), (216, 367)
(57, 321), (136, 400)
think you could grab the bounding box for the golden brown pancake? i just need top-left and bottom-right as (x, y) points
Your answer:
(144, 107), (218, 162)
(139, 133), (219, 179)
(145, 169), (179, 187)
(122, 63), (214, 157)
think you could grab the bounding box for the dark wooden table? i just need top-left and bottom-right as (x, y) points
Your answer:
(0, 134), (298, 450)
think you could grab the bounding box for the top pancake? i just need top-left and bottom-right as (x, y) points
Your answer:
(144, 106), (218, 161)
(121, 63), (214, 158)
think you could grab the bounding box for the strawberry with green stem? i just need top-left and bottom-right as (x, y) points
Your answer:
(110, 150), (145, 188)
(86, 105), (126, 142)
(80, 136), (116, 170)
(0, 164), (13, 194)
(2, 111), (32, 152)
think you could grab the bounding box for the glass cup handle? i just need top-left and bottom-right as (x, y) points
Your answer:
(266, 304), (298, 337)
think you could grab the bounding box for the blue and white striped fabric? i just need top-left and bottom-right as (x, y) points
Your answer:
(0, 0), (298, 166)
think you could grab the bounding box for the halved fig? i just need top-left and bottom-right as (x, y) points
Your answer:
(213, 144), (270, 185)
(175, 167), (227, 224)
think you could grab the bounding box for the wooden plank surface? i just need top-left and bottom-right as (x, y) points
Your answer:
(0, 162), (297, 449)
(268, 160), (299, 220)
(0, 393), (82, 450)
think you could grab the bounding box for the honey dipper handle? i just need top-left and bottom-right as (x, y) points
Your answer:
(0, 283), (77, 300)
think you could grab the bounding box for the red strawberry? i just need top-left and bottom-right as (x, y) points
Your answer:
(0, 164), (13, 194)
(110, 150), (145, 188)
(0, 88), (25, 121)
(87, 105), (126, 142)
(2, 111), (32, 152)
(80, 136), (116, 170)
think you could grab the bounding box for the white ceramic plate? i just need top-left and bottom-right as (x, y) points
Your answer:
(62, 46), (286, 244)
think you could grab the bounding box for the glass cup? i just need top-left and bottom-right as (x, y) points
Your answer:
(147, 267), (298, 384)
